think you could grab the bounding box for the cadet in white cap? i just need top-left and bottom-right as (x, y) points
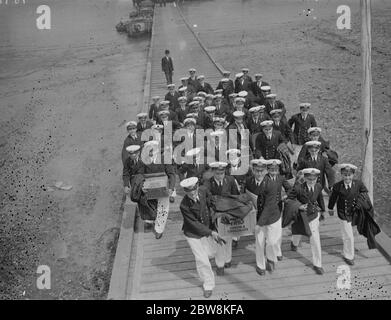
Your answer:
(203, 106), (216, 129)
(149, 96), (161, 121)
(178, 147), (208, 183)
(122, 121), (143, 165)
(187, 68), (200, 93)
(227, 110), (249, 150)
(246, 105), (270, 135)
(213, 93), (230, 117)
(139, 140), (176, 238)
(197, 75), (213, 94)
(270, 109), (294, 144)
(244, 158), (268, 207)
(204, 161), (240, 274)
(204, 94), (214, 107)
(179, 176), (225, 298)
(212, 116), (226, 131)
(254, 159), (292, 275)
(179, 77), (188, 90)
(288, 102), (318, 146)
(251, 74), (269, 104)
(297, 140), (335, 196)
(288, 167), (325, 275)
(165, 83), (180, 112)
(254, 120), (286, 160)
(123, 144), (144, 194)
(216, 72), (234, 92)
(328, 164), (376, 266)
(265, 93), (287, 122)
(234, 72), (248, 93)
(175, 96), (188, 123)
(136, 112), (153, 133)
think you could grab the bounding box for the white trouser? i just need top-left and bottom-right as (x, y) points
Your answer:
(154, 197), (170, 234)
(215, 235), (232, 268)
(292, 213), (322, 267)
(255, 217), (282, 269)
(186, 236), (217, 291)
(340, 219), (355, 260)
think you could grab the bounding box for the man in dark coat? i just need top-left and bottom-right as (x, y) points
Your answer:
(227, 110), (250, 151)
(175, 96), (189, 123)
(288, 168), (325, 275)
(264, 94), (287, 122)
(122, 121), (143, 165)
(149, 96), (160, 121)
(136, 112), (153, 133)
(328, 164), (379, 265)
(288, 103), (317, 145)
(178, 147), (208, 183)
(197, 75), (214, 94)
(297, 140), (335, 192)
(179, 177), (225, 298)
(161, 49), (173, 84)
(204, 162), (240, 275)
(271, 109), (294, 144)
(123, 145), (144, 193)
(187, 68), (200, 93)
(254, 120), (286, 160)
(213, 94), (230, 118)
(165, 83), (180, 112)
(250, 73), (269, 99)
(255, 159), (292, 275)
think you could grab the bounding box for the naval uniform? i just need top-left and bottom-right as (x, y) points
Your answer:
(288, 181), (325, 268)
(180, 187), (217, 291)
(297, 153), (335, 190)
(254, 130), (286, 160)
(121, 132), (143, 165)
(328, 179), (368, 260)
(256, 174), (292, 269)
(204, 175), (240, 268)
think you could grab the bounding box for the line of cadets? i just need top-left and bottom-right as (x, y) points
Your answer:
(122, 67), (369, 298)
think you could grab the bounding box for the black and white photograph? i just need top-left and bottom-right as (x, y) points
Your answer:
(1, 0), (391, 304)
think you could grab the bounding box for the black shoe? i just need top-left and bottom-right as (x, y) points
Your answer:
(256, 266), (265, 276)
(319, 213), (325, 222)
(169, 196), (175, 203)
(224, 262), (232, 268)
(277, 255), (283, 261)
(155, 232), (163, 239)
(232, 239), (238, 249)
(291, 242), (298, 251)
(313, 266), (324, 275)
(343, 257), (355, 266)
(216, 267), (224, 276)
(203, 289), (212, 298)
(266, 259), (275, 273)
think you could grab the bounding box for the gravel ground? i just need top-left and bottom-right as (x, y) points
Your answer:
(180, 0), (391, 235)
(0, 0), (148, 299)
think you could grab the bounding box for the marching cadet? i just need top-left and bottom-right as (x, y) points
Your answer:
(178, 147), (208, 183)
(288, 168), (325, 275)
(327, 164), (368, 265)
(207, 129), (227, 162)
(258, 85), (271, 106)
(157, 110), (182, 131)
(197, 75), (214, 94)
(225, 148), (248, 193)
(212, 116), (226, 132)
(228, 93), (238, 109)
(244, 158), (268, 207)
(165, 83), (180, 112)
(237, 90), (252, 110)
(214, 94), (230, 118)
(297, 140), (335, 195)
(204, 161), (240, 274)
(149, 96), (160, 121)
(159, 100), (179, 122)
(216, 71), (234, 91)
(175, 96), (189, 123)
(179, 177), (225, 298)
(254, 120), (286, 160)
(251, 73), (269, 100)
(227, 97), (248, 124)
(136, 112), (153, 133)
(178, 77), (188, 90)
(255, 159), (292, 275)
(205, 94), (214, 107)
(246, 105), (270, 135)
(122, 121), (143, 165)
(234, 72), (246, 93)
(123, 145), (144, 194)
(178, 86), (189, 100)
(241, 67), (253, 85)
(265, 93), (287, 122)
(227, 110), (250, 151)
(219, 78), (234, 103)
(187, 68), (200, 93)
(203, 106), (216, 130)
(141, 140), (176, 239)
(297, 127), (332, 165)
(270, 109), (294, 144)
(288, 102), (317, 146)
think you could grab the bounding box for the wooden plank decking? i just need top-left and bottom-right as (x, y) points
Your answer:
(114, 3), (391, 300)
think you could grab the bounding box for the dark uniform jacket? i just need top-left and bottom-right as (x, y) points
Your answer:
(178, 163), (208, 184)
(297, 136), (329, 163)
(288, 113), (317, 145)
(328, 179), (368, 222)
(287, 181), (325, 223)
(216, 79), (234, 91)
(198, 82), (214, 94)
(297, 153), (335, 189)
(122, 157), (145, 187)
(235, 78), (252, 93)
(165, 91), (180, 112)
(244, 175), (264, 196)
(187, 77), (200, 93)
(255, 130), (286, 159)
(226, 163), (249, 193)
(265, 100), (287, 121)
(161, 56), (173, 73)
(250, 80), (270, 98)
(246, 113), (271, 135)
(137, 121), (153, 134)
(257, 174), (292, 226)
(121, 132), (143, 165)
(204, 175), (240, 197)
(149, 103), (159, 121)
(214, 102), (231, 118)
(180, 186), (216, 239)
(175, 106), (189, 123)
(273, 120), (294, 143)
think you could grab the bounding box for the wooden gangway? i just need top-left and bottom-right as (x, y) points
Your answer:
(108, 3), (391, 300)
